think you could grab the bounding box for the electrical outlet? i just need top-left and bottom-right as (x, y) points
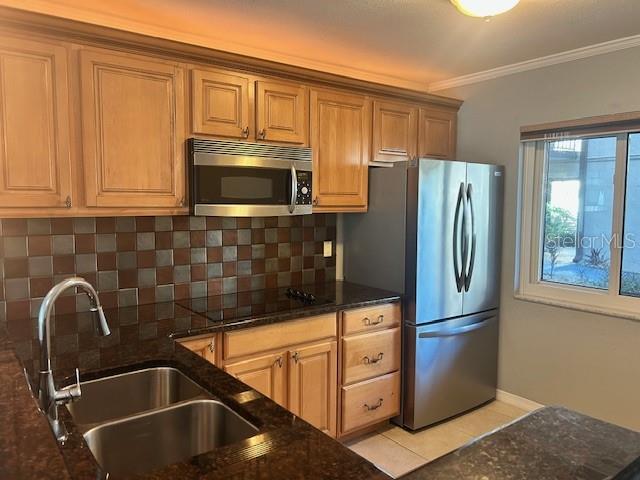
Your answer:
(323, 240), (332, 258)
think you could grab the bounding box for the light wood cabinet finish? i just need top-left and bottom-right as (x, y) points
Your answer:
(288, 341), (337, 436)
(256, 80), (308, 144)
(418, 107), (457, 159)
(177, 335), (217, 365)
(341, 371), (400, 434)
(342, 328), (400, 385)
(80, 49), (186, 208)
(191, 68), (251, 138)
(342, 302), (401, 336)
(225, 350), (287, 407)
(372, 100), (418, 163)
(310, 89), (370, 212)
(223, 313), (336, 360)
(0, 36), (72, 210)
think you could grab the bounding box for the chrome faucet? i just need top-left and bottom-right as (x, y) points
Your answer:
(37, 277), (111, 441)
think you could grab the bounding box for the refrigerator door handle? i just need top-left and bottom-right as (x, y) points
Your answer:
(418, 316), (492, 338)
(464, 183), (477, 292)
(453, 182), (465, 292)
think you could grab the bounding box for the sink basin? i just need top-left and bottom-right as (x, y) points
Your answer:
(83, 399), (259, 476)
(65, 367), (209, 429)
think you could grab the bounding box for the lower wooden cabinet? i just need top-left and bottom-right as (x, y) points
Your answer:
(177, 335), (218, 365)
(288, 341), (337, 436)
(225, 350), (287, 408)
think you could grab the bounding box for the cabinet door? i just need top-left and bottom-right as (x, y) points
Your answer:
(256, 80), (308, 144)
(372, 100), (418, 163)
(191, 68), (251, 138)
(288, 341), (337, 436)
(0, 37), (72, 209)
(80, 49), (186, 208)
(178, 336), (217, 365)
(310, 89), (370, 211)
(418, 107), (457, 159)
(225, 351), (287, 408)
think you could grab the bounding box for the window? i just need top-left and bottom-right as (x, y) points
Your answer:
(517, 119), (640, 319)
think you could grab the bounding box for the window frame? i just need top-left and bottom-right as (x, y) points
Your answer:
(516, 130), (640, 320)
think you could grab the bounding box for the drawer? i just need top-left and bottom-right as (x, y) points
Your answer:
(342, 302), (400, 336)
(341, 371), (400, 434)
(223, 313), (337, 360)
(342, 328), (400, 385)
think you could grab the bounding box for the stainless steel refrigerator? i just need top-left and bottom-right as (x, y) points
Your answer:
(344, 158), (504, 430)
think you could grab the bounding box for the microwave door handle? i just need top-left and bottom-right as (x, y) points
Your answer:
(289, 165), (297, 214)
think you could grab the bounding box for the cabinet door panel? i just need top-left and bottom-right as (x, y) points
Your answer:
(418, 107), (457, 159)
(0, 37), (72, 208)
(80, 49), (185, 208)
(256, 80), (307, 144)
(372, 100), (417, 163)
(192, 69), (250, 138)
(288, 341), (337, 436)
(310, 89), (370, 211)
(178, 336), (217, 365)
(225, 351), (287, 408)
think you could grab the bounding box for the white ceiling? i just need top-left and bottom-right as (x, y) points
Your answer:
(7, 0), (640, 91)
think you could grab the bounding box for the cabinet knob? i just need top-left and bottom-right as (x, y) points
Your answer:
(292, 351), (299, 364)
(241, 126), (250, 138)
(64, 196), (72, 208)
(258, 129), (266, 139)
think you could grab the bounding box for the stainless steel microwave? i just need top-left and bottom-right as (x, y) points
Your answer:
(188, 138), (313, 217)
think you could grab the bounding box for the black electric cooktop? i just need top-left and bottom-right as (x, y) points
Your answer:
(176, 286), (333, 324)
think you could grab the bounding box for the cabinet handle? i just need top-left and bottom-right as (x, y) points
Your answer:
(208, 341), (215, 353)
(363, 315), (384, 326)
(65, 196), (72, 208)
(312, 197), (319, 206)
(258, 129), (266, 139)
(241, 126), (250, 138)
(274, 356), (283, 368)
(292, 351), (299, 364)
(362, 352), (384, 365)
(364, 398), (384, 411)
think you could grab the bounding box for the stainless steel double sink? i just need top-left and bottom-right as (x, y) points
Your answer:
(63, 367), (258, 476)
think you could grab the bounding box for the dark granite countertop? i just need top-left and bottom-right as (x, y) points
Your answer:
(401, 406), (640, 480)
(0, 281), (396, 480)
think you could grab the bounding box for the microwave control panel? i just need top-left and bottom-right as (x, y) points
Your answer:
(296, 171), (312, 205)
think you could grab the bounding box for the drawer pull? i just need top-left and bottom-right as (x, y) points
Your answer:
(362, 352), (384, 365)
(364, 398), (384, 411)
(274, 356), (283, 368)
(363, 315), (384, 326)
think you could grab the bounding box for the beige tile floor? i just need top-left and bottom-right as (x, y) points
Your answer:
(344, 400), (533, 478)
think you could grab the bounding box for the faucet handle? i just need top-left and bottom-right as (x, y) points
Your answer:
(54, 368), (82, 405)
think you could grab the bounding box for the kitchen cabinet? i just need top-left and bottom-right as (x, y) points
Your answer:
(225, 350), (288, 408)
(371, 100), (418, 163)
(256, 80), (308, 144)
(310, 89), (371, 212)
(177, 335), (218, 365)
(80, 48), (186, 209)
(288, 340), (337, 436)
(418, 106), (457, 159)
(341, 371), (400, 434)
(0, 36), (73, 212)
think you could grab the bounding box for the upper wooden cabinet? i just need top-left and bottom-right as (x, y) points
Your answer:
(191, 68), (251, 139)
(80, 49), (186, 208)
(418, 107), (457, 159)
(372, 100), (418, 163)
(256, 80), (308, 144)
(0, 36), (73, 210)
(310, 89), (370, 212)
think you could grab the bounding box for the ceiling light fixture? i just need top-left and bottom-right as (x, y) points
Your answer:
(450, 0), (520, 18)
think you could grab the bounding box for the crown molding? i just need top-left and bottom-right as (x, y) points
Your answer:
(429, 34), (640, 92)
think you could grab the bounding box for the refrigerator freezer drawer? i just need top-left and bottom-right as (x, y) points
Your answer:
(402, 311), (499, 430)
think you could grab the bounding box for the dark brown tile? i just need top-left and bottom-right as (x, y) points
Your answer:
(6, 300), (29, 320)
(30, 277), (53, 297)
(252, 229), (265, 244)
(190, 231), (205, 248)
(291, 242), (303, 256)
(303, 227), (314, 241)
(174, 284), (190, 300)
(116, 232), (136, 252)
(265, 273), (277, 289)
(237, 276), (252, 292)
(136, 251), (156, 268)
(173, 248), (190, 265)
(206, 217), (222, 230)
(28, 236), (51, 256)
(135, 217), (155, 232)
(223, 262), (236, 277)
(277, 228), (290, 243)
(238, 245), (252, 261)
(207, 247), (222, 263)
(75, 234), (96, 254)
(291, 216), (303, 227)
(191, 264), (206, 281)
(265, 244), (278, 258)
(251, 259), (265, 274)
(155, 231), (172, 249)
(51, 218), (73, 234)
(237, 218), (251, 228)
(1, 219), (27, 236)
(100, 291), (118, 309)
(173, 216), (190, 231)
(315, 269), (326, 282)
(278, 258), (290, 272)
(138, 287), (156, 304)
(207, 279), (222, 296)
(291, 271), (302, 285)
(118, 270), (138, 288)
(53, 255), (75, 274)
(96, 217), (116, 233)
(265, 217), (278, 228)
(55, 295), (76, 314)
(222, 230), (237, 245)
(156, 266), (173, 285)
(97, 252), (117, 270)
(4, 258), (28, 278)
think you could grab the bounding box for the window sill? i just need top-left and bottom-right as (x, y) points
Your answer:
(513, 291), (640, 323)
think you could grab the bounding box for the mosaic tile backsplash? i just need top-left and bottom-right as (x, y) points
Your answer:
(0, 214), (336, 325)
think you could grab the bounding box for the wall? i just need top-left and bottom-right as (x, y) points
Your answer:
(439, 46), (640, 430)
(0, 214), (336, 326)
